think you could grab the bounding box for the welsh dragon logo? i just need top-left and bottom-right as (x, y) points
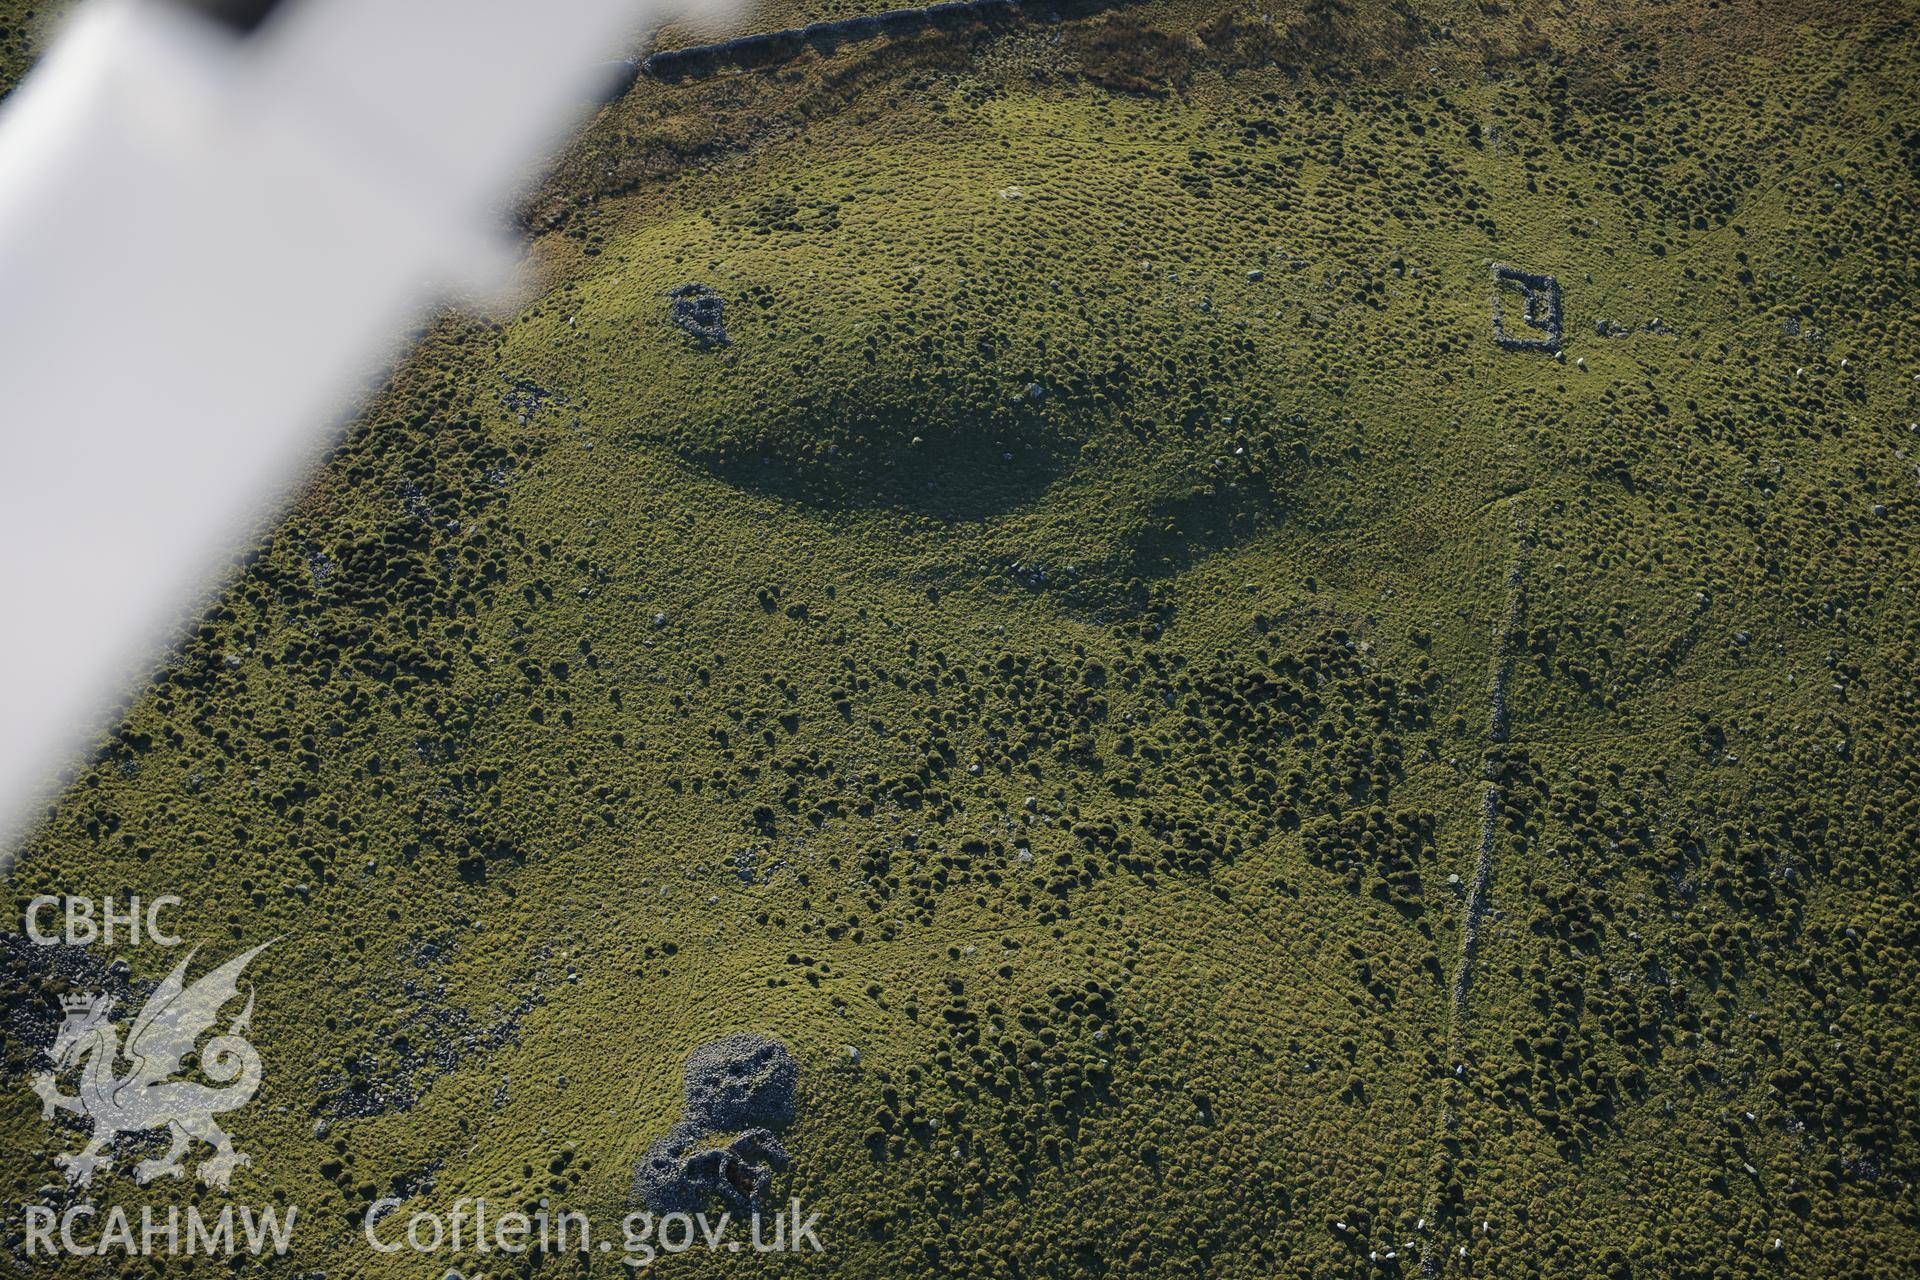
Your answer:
(31, 942), (271, 1190)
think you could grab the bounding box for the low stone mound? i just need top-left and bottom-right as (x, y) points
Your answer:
(684, 1032), (798, 1130)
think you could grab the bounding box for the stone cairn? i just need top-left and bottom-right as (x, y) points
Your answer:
(632, 1034), (798, 1215)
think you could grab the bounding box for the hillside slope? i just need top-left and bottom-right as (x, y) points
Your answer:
(3, 1), (1918, 1277)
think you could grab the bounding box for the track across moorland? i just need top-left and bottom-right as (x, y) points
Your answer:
(1420, 498), (1530, 1276)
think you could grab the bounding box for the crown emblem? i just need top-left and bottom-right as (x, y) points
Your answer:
(59, 991), (105, 1015)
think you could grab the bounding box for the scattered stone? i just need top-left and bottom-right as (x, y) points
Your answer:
(500, 375), (563, 424)
(314, 940), (539, 1118)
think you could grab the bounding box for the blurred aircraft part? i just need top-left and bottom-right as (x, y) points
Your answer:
(0, 0), (736, 849)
